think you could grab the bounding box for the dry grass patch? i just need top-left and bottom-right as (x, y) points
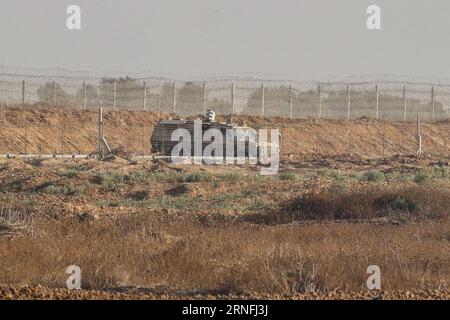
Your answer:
(0, 215), (448, 294)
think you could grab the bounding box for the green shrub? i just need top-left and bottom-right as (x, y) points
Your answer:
(147, 172), (172, 182)
(390, 197), (420, 212)
(414, 171), (430, 184)
(246, 199), (275, 211)
(95, 171), (127, 190)
(279, 172), (302, 181)
(1, 193), (36, 208)
(241, 190), (256, 197)
(56, 168), (79, 178)
(0, 162), (10, 172)
(42, 184), (84, 196)
(328, 180), (349, 194)
(386, 172), (413, 183)
(431, 167), (449, 179)
(361, 170), (385, 183)
(55, 164), (92, 178)
(184, 172), (213, 183)
(128, 170), (150, 183)
(318, 169), (345, 181)
(220, 172), (243, 182)
(146, 172), (186, 183)
(248, 174), (270, 182)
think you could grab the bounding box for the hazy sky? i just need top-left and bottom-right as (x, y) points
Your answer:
(1, 0), (450, 78)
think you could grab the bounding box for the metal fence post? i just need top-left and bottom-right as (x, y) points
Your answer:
(61, 110), (65, 156)
(289, 84), (293, 119)
(172, 82), (176, 114)
(348, 120), (353, 155)
(231, 83), (235, 114)
(113, 80), (117, 110)
(143, 81), (147, 111)
(318, 84), (322, 119)
(431, 86), (435, 121)
(83, 81), (87, 111)
(445, 122), (448, 158)
(382, 118), (386, 159)
(141, 121), (145, 156)
(202, 82), (207, 115)
(22, 80), (25, 107)
(347, 85), (351, 120)
(403, 85), (407, 121)
(416, 115), (423, 155)
(52, 81), (56, 105)
(24, 113), (27, 157)
(315, 132), (320, 155)
(98, 107), (103, 154)
(261, 83), (265, 116)
(375, 85), (379, 119)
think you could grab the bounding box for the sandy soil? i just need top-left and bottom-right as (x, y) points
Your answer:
(1, 285), (448, 300)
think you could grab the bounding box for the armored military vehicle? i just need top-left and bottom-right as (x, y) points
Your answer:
(150, 110), (259, 158)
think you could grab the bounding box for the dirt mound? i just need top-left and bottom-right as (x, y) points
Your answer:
(165, 184), (197, 197)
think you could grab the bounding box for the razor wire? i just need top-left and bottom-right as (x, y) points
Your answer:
(1, 66), (450, 122)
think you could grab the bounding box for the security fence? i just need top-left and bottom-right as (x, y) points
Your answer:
(1, 67), (450, 121)
(0, 67), (449, 160)
(0, 107), (448, 160)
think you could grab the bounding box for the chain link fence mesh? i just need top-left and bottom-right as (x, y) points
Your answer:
(0, 68), (449, 159)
